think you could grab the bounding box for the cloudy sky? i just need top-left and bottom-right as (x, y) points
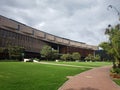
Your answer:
(0, 0), (120, 45)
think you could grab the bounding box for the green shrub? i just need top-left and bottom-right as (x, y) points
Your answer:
(85, 54), (94, 61)
(40, 45), (59, 60)
(114, 68), (120, 74)
(72, 52), (81, 61)
(51, 50), (59, 60)
(111, 68), (120, 74)
(40, 45), (52, 60)
(93, 54), (100, 61)
(85, 54), (100, 62)
(60, 54), (71, 61)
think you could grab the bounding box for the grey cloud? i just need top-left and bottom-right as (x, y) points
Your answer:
(0, 0), (37, 9)
(0, 0), (120, 45)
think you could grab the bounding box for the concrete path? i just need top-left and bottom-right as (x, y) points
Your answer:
(59, 66), (120, 90)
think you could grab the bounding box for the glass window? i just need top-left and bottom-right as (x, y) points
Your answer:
(1, 39), (5, 47)
(0, 30), (2, 37)
(6, 31), (9, 38)
(2, 30), (5, 37)
(19, 34), (22, 40)
(0, 29), (5, 37)
(9, 31), (12, 38)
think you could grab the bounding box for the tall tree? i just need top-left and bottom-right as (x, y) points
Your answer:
(40, 45), (52, 60)
(99, 24), (120, 68)
(60, 54), (71, 61)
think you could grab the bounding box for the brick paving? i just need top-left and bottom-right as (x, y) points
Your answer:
(59, 66), (120, 90)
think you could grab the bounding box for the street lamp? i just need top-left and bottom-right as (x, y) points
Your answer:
(106, 5), (120, 68)
(107, 5), (120, 30)
(107, 5), (120, 21)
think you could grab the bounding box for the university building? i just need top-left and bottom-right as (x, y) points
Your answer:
(0, 15), (98, 59)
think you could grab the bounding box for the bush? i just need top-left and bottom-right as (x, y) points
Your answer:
(40, 45), (52, 60)
(114, 68), (120, 74)
(111, 68), (120, 74)
(94, 55), (100, 61)
(51, 50), (59, 60)
(60, 54), (71, 61)
(40, 45), (59, 60)
(85, 54), (100, 62)
(85, 54), (93, 62)
(72, 52), (81, 61)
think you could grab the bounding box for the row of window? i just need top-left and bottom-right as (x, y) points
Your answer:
(0, 29), (46, 52)
(0, 29), (35, 42)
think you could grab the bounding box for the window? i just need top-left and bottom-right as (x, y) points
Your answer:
(0, 30), (2, 37)
(3, 30), (5, 37)
(18, 25), (20, 31)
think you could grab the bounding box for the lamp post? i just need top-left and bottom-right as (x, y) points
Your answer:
(106, 5), (120, 68)
(107, 5), (120, 29)
(108, 5), (120, 21)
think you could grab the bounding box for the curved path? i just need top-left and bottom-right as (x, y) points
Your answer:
(59, 66), (120, 90)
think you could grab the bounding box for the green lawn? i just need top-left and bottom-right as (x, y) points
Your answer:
(114, 79), (120, 86)
(47, 61), (112, 67)
(0, 61), (112, 90)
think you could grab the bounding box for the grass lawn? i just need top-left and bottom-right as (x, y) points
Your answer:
(46, 61), (112, 67)
(114, 79), (120, 86)
(0, 61), (111, 90)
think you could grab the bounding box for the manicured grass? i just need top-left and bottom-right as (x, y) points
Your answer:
(47, 61), (112, 67)
(0, 62), (90, 90)
(114, 79), (120, 86)
(0, 61), (112, 90)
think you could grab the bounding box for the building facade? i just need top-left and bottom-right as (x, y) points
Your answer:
(0, 15), (98, 59)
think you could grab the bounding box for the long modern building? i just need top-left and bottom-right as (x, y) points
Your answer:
(0, 15), (98, 59)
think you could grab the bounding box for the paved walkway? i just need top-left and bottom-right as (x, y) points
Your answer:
(59, 66), (120, 90)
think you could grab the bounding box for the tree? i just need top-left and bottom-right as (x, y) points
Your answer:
(85, 54), (94, 62)
(99, 24), (120, 68)
(60, 54), (71, 61)
(99, 42), (115, 66)
(40, 45), (60, 61)
(8, 46), (24, 60)
(60, 54), (67, 61)
(51, 50), (59, 60)
(111, 27), (120, 67)
(85, 56), (90, 62)
(0, 47), (5, 53)
(40, 45), (52, 60)
(94, 55), (100, 61)
(99, 42), (112, 54)
(85, 54), (100, 62)
(72, 52), (81, 61)
(0, 46), (24, 60)
(0, 47), (8, 59)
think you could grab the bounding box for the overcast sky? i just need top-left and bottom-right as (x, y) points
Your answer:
(0, 0), (120, 45)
